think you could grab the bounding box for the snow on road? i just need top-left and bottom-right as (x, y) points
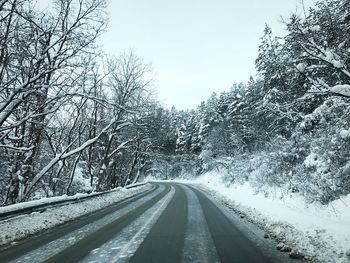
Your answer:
(82, 185), (175, 263)
(111, 186), (175, 263)
(181, 185), (219, 263)
(4, 178), (349, 263)
(174, 173), (350, 263)
(7, 184), (162, 263)
(0, 184), (152, 247)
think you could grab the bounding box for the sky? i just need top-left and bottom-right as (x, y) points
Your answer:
(98, 0), (318, 110)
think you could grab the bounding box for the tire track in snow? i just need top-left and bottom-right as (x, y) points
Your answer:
(106, 186), (175, 263)
(7, 184), (166, 263)
(180, 185), (220, 263)
(129, 184), (187, 263)
(43, 184), (171, 263)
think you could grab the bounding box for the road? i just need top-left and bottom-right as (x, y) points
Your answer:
(0, 183), (298, 263)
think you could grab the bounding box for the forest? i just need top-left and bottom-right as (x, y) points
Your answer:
(0, 0), (349, 205)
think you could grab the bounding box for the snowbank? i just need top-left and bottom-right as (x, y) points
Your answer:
(177, 172), (350, 263)
(0, 183), (152, 246)
(0, 192), (95, 215)
(0, 183), (147, 216)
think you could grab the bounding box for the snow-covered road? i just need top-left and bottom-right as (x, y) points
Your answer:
(0, 183), (296, 263)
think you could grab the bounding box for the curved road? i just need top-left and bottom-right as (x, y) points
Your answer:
(0, 183), (298, 263)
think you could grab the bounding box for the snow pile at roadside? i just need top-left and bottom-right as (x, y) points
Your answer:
(0, 192), (100, 215)
(178, 172), (350, 263)
(0, 183), (151, 246)
(0, 183), (148, 215)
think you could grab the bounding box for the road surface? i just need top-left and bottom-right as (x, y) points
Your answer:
(0, 183), (298, 263)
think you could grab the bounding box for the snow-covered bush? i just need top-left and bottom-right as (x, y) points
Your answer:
(196, 96), (349, 204)
(290, 98), (350, 203)
(69, 166), (93, 194)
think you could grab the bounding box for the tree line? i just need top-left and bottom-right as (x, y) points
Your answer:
(153, 0), (350, 204)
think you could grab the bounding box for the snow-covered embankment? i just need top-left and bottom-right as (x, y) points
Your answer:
(0, 183), (152, 246)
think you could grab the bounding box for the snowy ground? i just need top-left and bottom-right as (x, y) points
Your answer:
(0, 183), (152, 246)
(171, 173), (350, 263)
(2, 176), (350, 262)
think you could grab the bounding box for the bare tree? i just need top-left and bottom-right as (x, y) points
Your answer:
(0, 0), (107, 203)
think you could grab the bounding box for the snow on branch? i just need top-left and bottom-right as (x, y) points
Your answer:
(23, 118), (130, 199)
(107, 140), (133, 159)
(299, 41), (350, 80)
(66, 92), (134, 113)
(329, 84), (350, 98)
(0, 145), (35, 152)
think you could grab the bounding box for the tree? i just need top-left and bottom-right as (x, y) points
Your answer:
(0, 0), (107, 203)
(287, 0), (350, 98)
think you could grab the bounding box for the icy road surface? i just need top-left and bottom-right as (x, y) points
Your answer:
(0, 183), (298, 263)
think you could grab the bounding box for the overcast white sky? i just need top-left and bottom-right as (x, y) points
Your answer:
(98, 0), (318, 110)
